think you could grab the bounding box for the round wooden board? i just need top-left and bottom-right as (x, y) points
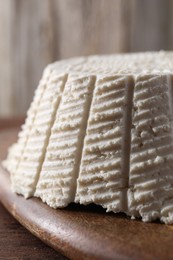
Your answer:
(1, 127), (173, 260)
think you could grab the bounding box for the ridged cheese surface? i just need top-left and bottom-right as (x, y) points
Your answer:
(35, 76), (95, 207)
(3, 68), (50, 174)
(129, 75), (173, 223)
(75, 75), (134, 213)
(11, 72), (68, 198)
(4, 51), (173, 224)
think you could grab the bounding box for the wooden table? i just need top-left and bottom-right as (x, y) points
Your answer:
(0, 118), (66, 260)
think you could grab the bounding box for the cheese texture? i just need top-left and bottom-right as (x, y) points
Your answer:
(3, 51), (173, 224)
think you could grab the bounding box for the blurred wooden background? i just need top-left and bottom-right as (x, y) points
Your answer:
(0, 0), (173, 117)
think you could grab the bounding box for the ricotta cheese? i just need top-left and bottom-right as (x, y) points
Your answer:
(3, 51), (173, 224)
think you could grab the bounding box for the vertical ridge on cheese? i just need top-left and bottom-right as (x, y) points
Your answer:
(3, 67), (51, 176)
(160, 75), (173, 224)
(11, 72), (68, 198)
(120, 76), (134, 212)
(75, 75), (134, 213)
(128, 74), (173, 223)
(35, 75), (96, 208)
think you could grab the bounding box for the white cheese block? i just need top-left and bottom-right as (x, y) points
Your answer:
(4, 51), (173, 224)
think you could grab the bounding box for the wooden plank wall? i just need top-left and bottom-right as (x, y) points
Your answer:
(0, 0), (172, 117)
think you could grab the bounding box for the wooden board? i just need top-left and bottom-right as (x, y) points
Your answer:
(1, 128), (173, 260)
(0, 201), (65, 259)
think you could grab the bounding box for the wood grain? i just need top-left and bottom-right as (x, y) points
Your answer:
(1, 123), (173, 259)
(0, 0), (173, 117)
(0, 203), (66, 260)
